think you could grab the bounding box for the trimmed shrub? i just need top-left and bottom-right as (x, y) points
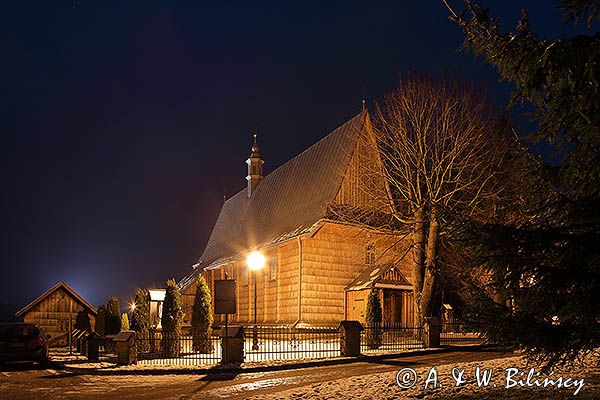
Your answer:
(121, 313), (130, 331)
(161, 279), (183, 357)
(105, 297), (121, 335)
(95, 305), (106, 336)
(191, 276), (213, 353)
(75, 311), (92, 332)
(366, 287), (383, 349)
(131, 289), (151, 351)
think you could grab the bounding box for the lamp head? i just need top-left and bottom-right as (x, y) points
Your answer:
(246, 251), (266, 271)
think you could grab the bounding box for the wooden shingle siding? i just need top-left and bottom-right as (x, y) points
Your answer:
(200, 221), (413, 326)
(300, 222), (411, 325)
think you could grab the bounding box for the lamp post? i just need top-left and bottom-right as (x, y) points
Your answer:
(247, 251), (266, 350)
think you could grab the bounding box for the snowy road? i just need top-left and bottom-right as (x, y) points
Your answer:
(0, 351), (516, 399)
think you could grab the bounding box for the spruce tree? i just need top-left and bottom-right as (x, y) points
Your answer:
(446, 0), (600, 365)
(105, 297), (121, 335)
(95, 305), (106, 336)
(161, 279), (183, 357)
(365, 288), (382, 349)
(191, 276), (213, 353)
(121, 313), (130, 331)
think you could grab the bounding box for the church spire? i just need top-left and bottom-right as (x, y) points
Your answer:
(246, 133), (264, 197)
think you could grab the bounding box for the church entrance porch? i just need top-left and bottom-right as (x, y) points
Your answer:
(344, 263), (415, 327)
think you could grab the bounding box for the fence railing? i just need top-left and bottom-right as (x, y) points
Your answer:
(243, 326), (340, 362)
(136, 331), (221, 365)
(361, 323), (424, 353)
(440, 322), (485, 346)
(130, 322), (484, 365)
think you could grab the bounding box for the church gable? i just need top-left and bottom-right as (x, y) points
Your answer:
(332, 114), (392, 212)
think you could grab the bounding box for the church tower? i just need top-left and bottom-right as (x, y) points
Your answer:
(246, 133), (264, 197)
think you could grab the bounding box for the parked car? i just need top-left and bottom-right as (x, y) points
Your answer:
(0, 323), (49, 366)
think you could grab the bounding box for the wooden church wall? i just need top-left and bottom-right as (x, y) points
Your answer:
(198, 222), (414, 327)
(202, 238), (301, 325)
(300, 222), (412, 325)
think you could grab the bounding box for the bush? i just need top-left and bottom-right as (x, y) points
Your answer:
(366, 288), (382, 349)
(105, 297), (121, 335)
(161, 279), (183, 357)
(191, 276), (213, 353)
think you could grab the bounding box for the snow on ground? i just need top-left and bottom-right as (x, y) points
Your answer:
(246, 352), (600, 400)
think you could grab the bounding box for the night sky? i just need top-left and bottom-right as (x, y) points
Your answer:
(1, 1), (594, 313)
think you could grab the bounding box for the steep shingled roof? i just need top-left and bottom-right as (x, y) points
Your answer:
(179, 111), (369, 290)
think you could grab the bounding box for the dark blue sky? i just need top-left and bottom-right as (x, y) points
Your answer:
(1, 1), (594, 311)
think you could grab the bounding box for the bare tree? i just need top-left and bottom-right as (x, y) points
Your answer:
(332, 75), (514, 326)
(380, 76), (514, 324)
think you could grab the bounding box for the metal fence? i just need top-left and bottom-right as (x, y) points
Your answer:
(361, 323), (424, 353)
(243, 326), (340, 362)
(440, 322), (485, 346)
(131, 323), (483, 365)
(136, 331), (221, 365)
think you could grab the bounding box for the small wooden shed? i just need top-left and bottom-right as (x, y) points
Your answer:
(15, 281), (97, 342)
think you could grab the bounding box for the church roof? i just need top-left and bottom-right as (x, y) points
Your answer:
(179, 111), (369, 289)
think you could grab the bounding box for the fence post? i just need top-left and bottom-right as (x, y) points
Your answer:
(423, 317), (441, 348)
(221, 325), (244, 364)
(339, 321), (363, 357)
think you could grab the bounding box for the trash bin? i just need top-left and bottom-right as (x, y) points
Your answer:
(86, 332), (103, 361)
(221, 326), (244, 364)
(78, 332), (89, 355)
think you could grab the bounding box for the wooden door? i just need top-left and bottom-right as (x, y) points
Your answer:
(390, 292), (402, 325)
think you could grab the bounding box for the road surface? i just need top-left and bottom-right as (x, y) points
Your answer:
(0, 350), (512, 399)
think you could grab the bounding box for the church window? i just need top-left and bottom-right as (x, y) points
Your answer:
(269, 255), (277, 281)
(365, 243), (375, 265)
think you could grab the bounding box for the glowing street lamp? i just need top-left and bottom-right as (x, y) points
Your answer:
(247, 251), (266, 271)
(246, 251), (265, 350)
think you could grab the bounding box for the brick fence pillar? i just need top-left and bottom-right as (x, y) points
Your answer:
(423, 317), (441, 348)
(221, 326), (244, 364)
(114, 331), (137, 365)
(339, 320), (363, 357)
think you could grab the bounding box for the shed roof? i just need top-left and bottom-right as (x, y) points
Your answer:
(15, 281), (97, 317)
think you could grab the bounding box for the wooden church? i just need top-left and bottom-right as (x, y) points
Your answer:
(179, 111), (415, 327)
